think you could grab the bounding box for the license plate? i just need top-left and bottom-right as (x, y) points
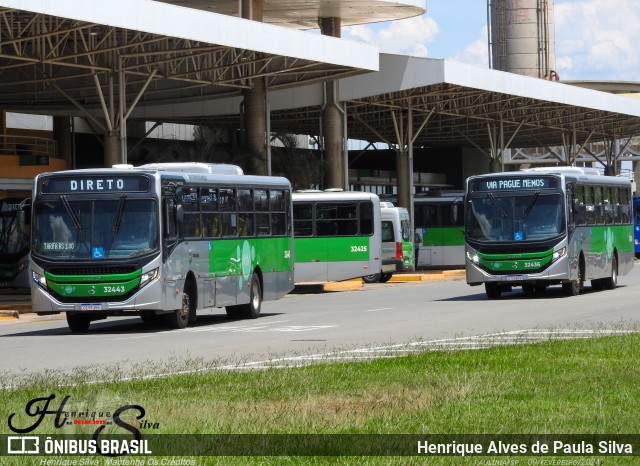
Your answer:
(505, 275), (525, 282)
(80, 304), (102, 311)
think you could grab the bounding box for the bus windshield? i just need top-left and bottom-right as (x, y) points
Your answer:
(466, 192), (565, 243)
(32, 198), (159, 260)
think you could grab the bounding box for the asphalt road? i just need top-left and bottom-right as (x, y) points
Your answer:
(2, 267), (640, 382)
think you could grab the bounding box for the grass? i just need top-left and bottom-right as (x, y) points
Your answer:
(1, 330), (639, 464)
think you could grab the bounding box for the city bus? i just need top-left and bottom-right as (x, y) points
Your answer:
(292, 191), (382, 283)
(0, 198), (31, 289)
(465, 167), (634, 299)
(380, 192), (465, 268)
(29, 162), (294, 332)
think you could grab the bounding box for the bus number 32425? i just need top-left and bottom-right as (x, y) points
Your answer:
(351, 245), (368, 253)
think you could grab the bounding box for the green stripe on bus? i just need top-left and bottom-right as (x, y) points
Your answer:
(207, 237), (293, 276)
(293, 236), (371, 263)
(421, 227), (465, 247)
(45, 269), (142, 284)
(478, 249), (553, 272)
(47, 276), (141, 298)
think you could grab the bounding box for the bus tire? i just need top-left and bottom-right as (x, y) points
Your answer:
(380, 273), (393, 283)
(485, 283), (501, 299)
(225, 306), (243, 319)
(167, 287), (191, 329)
(362, 273), (381, 284)
(602, 255), (618, 290)
(241, 273), (262, 319)
(563, 265), (583, 297)
(67, 313), (91, 333)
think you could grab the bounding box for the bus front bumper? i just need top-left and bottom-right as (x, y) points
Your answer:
(465, 253), (571, 286)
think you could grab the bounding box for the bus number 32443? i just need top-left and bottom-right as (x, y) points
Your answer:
(104, 286), (126, 293)
(351, 245), (368, 253)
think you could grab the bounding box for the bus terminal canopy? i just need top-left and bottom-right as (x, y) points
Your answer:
(0, 0), (378, 113)
(143, 55), (640, 157)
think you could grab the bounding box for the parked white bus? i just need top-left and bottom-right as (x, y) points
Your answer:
(292, 191), (382, 283)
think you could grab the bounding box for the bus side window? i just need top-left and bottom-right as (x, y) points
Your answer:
(270, 189), (287, 236)
(381, 221), (394, 242)
(181, 187), (201, 238)
(585, 186), (595, 225)
(163, 198), (177, 240)
(359, 201), (373, 235)
(594, 186), (604, 225)
(201, 187), (220, 238)
(255, 189), (270, 236)
(603, 187), (613, 224)
(238, 188), (254, 237)
(293, 203), (313, 237)
(219, 188), (238, 237)
(612, 187), (621, 224)
(621, 188), (631, 224)
(573, 185), (585, 225)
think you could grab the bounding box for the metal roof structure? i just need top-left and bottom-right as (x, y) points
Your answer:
(134, 54), (640, 153)
(158, 0), (426, 29)
(0, 0), (379, 114)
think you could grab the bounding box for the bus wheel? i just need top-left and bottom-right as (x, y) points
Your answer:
(168, 289), (191, 329)
(563, 267), (583, 297)
(67, 313), (91, 333)
(242, 273), (262, 319)
(380, 273), (393, 283)
(362, 273), (381, 284)
(485, 283), (501, 299)
(602, 255), (618, 290)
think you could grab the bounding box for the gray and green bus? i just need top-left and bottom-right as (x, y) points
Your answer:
(292, 191), (382, 283)
(30, 162), (294, 332)
(465, 167), (634, 299)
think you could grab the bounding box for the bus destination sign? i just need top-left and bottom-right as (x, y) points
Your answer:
(41, 175), (150, 194)
(470, 176), (556, 192)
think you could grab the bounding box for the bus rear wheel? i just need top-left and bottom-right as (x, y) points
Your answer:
(227, 273), (262, 319)
(66, 313), (91, 333)
(362, 273), (380, 284)
(380, 273), (393, 283)
(602, 255), (618, 290)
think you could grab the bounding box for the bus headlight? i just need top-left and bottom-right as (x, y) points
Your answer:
(32, 270), (47, 288)
(466, 251), (479, 264)
(552, 247), (567, 262)
(140, 268), (159, 288)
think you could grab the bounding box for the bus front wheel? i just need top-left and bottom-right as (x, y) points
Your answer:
(168, 288), (191, 329)
(563, 267), (583, 297)
(485, 283), (501, 299)
(66, 313), (91, 333)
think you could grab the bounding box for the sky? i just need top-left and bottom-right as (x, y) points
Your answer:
(342, 0), (640, 82)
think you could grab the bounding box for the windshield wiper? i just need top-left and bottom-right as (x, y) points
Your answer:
(487, 193), (507, 218)
(60, 195), (82, 230)
(522, 191), (540, 220)
(112, 194), (127, 233)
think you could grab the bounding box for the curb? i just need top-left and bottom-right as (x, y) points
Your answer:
(0, 310), (20, 320)
(322, 278), (363, 292)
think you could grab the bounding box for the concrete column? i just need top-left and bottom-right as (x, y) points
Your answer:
(241, 0), (267, 175)
(53, 116), (73, 169)
(104, 134), (120, 168)
(319, 17), (344, 189)
(396, 149), (409, 209)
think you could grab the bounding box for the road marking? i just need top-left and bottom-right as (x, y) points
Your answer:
(365, 307), (392, 312)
